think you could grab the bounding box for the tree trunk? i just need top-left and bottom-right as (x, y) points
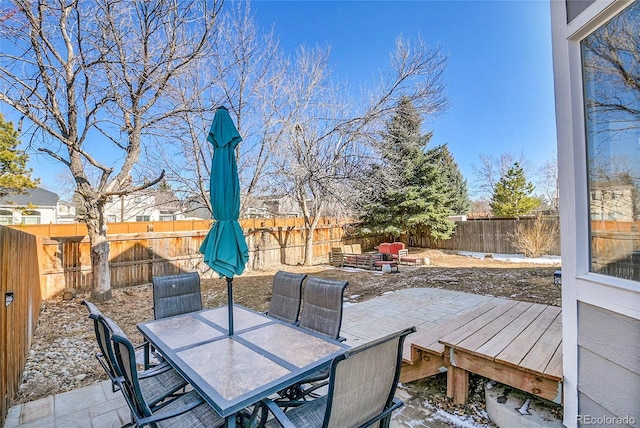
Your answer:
(86, 203), (112, 302)
(303, 226), (315, 266)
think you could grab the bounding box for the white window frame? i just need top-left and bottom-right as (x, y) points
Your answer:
(552, 1), (640, 425)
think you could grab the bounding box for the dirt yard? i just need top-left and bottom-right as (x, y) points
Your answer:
(15, 249), (562, 424)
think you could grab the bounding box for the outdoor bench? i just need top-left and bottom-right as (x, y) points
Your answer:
(341, 252), (383, 270)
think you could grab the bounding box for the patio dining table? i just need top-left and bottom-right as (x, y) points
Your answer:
(138, 304), (349, 427)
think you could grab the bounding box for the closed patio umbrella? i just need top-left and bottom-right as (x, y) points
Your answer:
(199, 106), (249, 335)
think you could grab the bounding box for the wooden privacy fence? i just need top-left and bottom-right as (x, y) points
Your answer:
(411, 218), (562, 256)
(19, 218), (378, 298)
(10, 217), (567, 300)
(591, 220), (640, 279)
(0, 226), (43, 424)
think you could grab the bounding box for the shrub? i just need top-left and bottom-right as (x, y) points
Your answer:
(510, 215), (559, 258)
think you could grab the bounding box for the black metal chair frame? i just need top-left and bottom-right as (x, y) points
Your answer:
(83, 300), (188, 409)
(82, 300), (152, 392)
(108, 317), (226, 428)
(278, 277), (348, 401)
(262, 327), (416, 428)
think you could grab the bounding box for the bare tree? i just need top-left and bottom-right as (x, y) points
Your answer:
(582, 1), (640, 126)
(152, 1), (283, 217)
(538, 157), (559, 213)
(0, 0), (221, 301)
(266, 36), (449, 265)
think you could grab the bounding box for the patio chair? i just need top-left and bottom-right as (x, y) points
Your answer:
(265, 271), (307, 324)
(82, 300), (187, 406)
(298, 277), (349, 341)
(83, 300), (150, 388)
(152, 272), (203, 320)
(107, 315), (226, 428)
(262, 326), (416, 428)
(278, 277), (348, 400)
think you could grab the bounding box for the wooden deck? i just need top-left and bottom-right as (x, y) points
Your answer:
(401, 299), (563, 405)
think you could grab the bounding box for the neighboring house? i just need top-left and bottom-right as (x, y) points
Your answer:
(56, 200), (78, 224)
(243, 194), (303, 218)
(589, 182), (635, 221)
(242, 194), (351, 219)
(103, 189), (185, 222)
(0, 187), (76, 225)
(551, 1), (640, 426)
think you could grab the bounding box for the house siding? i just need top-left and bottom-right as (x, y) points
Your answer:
(578, 393), (622, 423)
(577, 302), (640, 425)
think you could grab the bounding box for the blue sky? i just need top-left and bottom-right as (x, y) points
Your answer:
(251, 0), (558, 196)
(14, 0), (557, 199)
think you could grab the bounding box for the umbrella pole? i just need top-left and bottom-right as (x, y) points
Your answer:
(226, 277), (234, 335)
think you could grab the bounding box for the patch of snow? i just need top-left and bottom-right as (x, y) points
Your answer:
(431, 408), (495, 428)
(418, 401), (495, 428)
(459, 251), (561, 265)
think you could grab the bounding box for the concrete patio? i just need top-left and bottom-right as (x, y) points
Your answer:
(4, 288), (498, 428)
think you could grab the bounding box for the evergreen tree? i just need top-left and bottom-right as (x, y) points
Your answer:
(378, 97), (431, 178)
(0, 114), (38, 200)
(489, 162), (540, 218)
(432, 144), (471, 215)
(361, 98), (469, 240)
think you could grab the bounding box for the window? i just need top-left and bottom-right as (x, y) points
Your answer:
(21, 210), (41, 225)
(159, 211), (176, 222)
(0, 210), (13, 225)
(136, 215), (151, 222)
(582, 1), (640, 280)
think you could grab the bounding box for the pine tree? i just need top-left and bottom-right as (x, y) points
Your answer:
(0, 114), (39, 200)
(361, 98), (468, 240)
(489, 162), (540, 218)
(431, 144), (471, 215)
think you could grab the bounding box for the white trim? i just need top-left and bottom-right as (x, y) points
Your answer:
(551, 1), (579, 423)
(576, 274), (640, 319)
(551, 1), (640, 426)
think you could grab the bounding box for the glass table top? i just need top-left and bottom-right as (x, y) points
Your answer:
(138, 305), (348, 418)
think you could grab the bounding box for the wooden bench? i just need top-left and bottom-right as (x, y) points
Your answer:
(399, 256), (421, 265)
(342, 252), (383, 270)
(330, 244), (385, 270)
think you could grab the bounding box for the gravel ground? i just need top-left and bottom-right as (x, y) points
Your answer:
(13, 249), (562, 425)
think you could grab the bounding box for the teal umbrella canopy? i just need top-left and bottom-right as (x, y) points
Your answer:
(199, 107), (249, 334)
(199, 106), (249, 278)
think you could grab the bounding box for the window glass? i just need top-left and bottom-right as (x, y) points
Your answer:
(0, 210), (13, 225)
(21, 210), (41, 225)
(159, 211), (176, 221)
(582, 1), (640, 280)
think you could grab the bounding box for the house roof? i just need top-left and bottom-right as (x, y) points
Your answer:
(1, 187), (59, 207)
